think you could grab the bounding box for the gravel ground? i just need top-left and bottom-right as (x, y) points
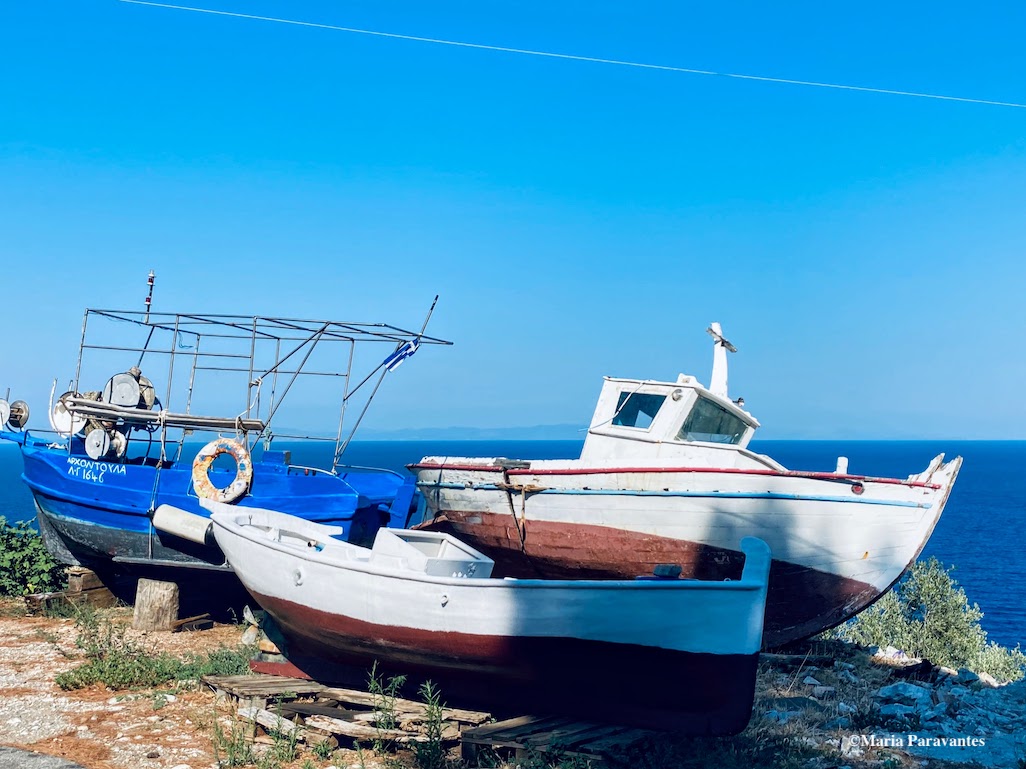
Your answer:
(0, 602), (237, 769)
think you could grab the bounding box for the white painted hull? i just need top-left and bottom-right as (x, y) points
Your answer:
(412, 454), (962, 646)
(210, 504), (772, 732)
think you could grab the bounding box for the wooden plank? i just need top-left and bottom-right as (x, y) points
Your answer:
(237, 707), (338, 748)
(319, 686), (490, 724)
(239, 706), (300, 736)
(202, 675), (324, 698)
(460, 714), (546, 741)
(303, 715), (428, 744)
(24, 588), (119, 613)
(464, 715), (571, 743)
(277, 702), (366, 720)
(521, 722), (625, 749)
(172, 612), (210, 629)
(576, 727), (653, 754)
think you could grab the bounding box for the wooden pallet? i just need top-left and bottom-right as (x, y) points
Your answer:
(203, 672), (491, 749)
(461, 715), (654, 765)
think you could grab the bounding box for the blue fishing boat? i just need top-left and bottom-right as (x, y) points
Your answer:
(0, 283), (449, 573)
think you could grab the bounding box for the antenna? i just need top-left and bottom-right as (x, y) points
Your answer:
(144, 270), (155, 322)
(705, 322), (736, 398)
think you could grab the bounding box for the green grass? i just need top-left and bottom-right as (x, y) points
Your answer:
(55, 608), (251, 691)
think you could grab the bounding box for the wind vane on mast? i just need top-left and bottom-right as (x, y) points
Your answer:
(706, 322), (736, 399)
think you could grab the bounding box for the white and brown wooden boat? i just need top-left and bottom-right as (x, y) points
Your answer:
(410, 324), (962, 648)
(205, 499), (771, 734)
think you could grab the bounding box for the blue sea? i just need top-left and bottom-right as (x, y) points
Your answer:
(2, 439), (1023, 649)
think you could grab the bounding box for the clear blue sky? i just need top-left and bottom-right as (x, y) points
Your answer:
(2, 1), (1025, 439)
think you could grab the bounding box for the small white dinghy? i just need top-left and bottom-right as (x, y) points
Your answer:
(204, 499), (772, 734)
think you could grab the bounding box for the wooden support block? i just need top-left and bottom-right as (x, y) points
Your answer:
(67, 567), (106, 593)
(132, 578), (180, 631)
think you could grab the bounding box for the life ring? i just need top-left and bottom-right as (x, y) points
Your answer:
(192, 437), (253, 504)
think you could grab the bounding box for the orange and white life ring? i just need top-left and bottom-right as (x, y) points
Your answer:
(192, 437), (253, 504)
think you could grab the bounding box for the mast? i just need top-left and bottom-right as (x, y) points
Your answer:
(706, 322), (736, 398)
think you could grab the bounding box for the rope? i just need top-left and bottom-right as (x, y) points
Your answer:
(116, 0), (1026, 110)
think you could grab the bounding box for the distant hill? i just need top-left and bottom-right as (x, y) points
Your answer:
(357, 423), (586, 441)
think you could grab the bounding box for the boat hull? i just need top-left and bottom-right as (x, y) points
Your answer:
(18, 437), (411, 571)
(212, 509), (770, 734)
(413, 457), (962, 648)
(252, 589), (759, 732)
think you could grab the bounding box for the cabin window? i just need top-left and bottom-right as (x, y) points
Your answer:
(612, 392), (666, 429)
(676, 397), (747, 444)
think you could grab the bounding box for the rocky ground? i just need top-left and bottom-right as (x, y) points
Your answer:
(736, 641), (1026, 769)
(0, 599), (1024, 769)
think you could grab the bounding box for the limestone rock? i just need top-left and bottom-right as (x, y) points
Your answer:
(956, 668), (980, 684)
(879, 703), (917, 718)
(875, 682), (933, 708)
(977, 671), (1001, 688)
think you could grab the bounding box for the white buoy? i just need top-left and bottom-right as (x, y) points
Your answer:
(51, 392), (88, 437)
(85, 428), (112, 460)
(103, 373), (141, 407)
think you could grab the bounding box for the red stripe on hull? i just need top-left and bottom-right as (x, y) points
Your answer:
(417, 512), (880, 649)
(409, 463), (939, 488)
(250, 589), (758, 734)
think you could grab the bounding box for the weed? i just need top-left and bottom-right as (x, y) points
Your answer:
(302, 760), (316, 769)
(34, 628), (60, 645)
(42, 597), (84, 619)
(264, 719), (300, 766)
(413, 680), (447, 769)
(311, 737), (336, 760)
(368, 661), (407, 757)
(212, 714), (258, 767)
(368, 661), (406, 730)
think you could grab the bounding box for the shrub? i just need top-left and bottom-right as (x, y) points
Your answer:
(832, 557), (1026, 681)
(0, 517), (66, 596)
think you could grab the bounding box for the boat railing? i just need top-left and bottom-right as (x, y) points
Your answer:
(337, 464), (404, 479)
(62, 397), (265, 434)
(287, 464), (337, 477)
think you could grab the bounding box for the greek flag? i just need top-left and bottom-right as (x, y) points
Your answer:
(382, 339), (420, 372)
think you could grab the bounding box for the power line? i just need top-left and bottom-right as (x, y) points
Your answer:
(117, 0), (1026, 110)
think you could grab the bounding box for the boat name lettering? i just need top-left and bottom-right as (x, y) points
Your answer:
(66, 457), (127, 483)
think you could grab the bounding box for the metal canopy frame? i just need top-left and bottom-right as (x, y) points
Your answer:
(67, 306), (450, 471)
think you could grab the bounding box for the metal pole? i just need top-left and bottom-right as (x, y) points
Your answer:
(337, 296), (439, 458)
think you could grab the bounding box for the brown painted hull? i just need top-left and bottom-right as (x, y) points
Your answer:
(418, 512), (881, 649)
(252, 589), (759, 734)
